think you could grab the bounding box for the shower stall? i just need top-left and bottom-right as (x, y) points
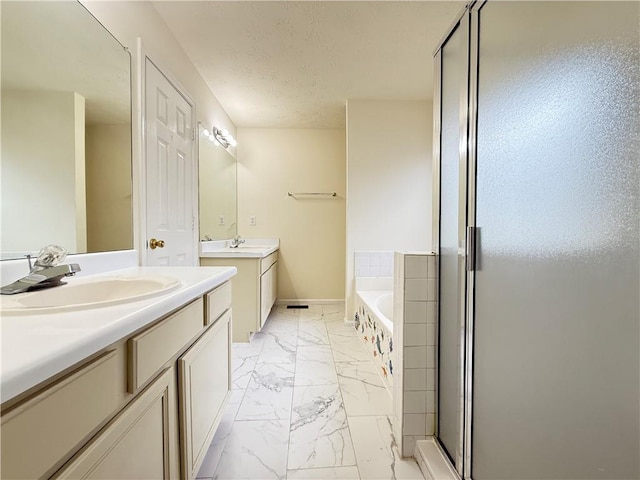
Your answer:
(432, 1), (639, 479)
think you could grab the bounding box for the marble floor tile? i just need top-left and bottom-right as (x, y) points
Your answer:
(322, 312), (347, 324)
(295, 346), (338, 386)
(268, 306), (301, 323)
(325, 319), (357, 333)
(299, 305), (322, 322)
(322, 303), (346, 316)
(288, 384), (356, 470)
(329, 333), (371, 363)
(196, 389), (249, 478)
(336, 362), (392, 416)
(348, 416), (423, 480)
(298, 320), (330, 346)
(258, 331), (298, 365)
(232, 353), (259, 390)
(196, 412), (235, 479)
(213, 419), (290, 480)
(287, 466), (361, 479)
(233, 337), (265, 358)
(236, 363), (295, 421)
(263, 318), (300, 334)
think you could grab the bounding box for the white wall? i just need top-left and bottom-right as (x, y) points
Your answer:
(346, 99), (432, 317)
(237, 128), (346, 301)
(1, 91), (86, 254)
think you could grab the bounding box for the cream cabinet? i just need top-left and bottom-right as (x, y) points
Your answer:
(201, 250), (278, 342)
(0, 280), (232, 480)
(0, 351), (123, 479)
(53, 367), (178, 479)
(178, 310), (231, 479)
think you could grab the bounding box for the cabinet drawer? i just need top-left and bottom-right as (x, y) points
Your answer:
(205, 281), (231, 325)
(1, 350), (120, 479)
(260, 251), (278, 274)
(128, 298), (203, 392)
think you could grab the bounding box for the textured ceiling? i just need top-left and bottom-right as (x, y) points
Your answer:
(153, 1), (464, 128)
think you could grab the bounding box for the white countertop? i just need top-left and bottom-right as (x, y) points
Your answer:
(199, 238), (279, 258)
(0, 266), (236, 404)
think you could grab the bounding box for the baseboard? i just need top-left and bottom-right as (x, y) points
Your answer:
(275, 299), (345, 305)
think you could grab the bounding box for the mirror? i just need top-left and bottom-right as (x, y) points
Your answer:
(198, 125), (237, 240)
(1, 1), (132, 260)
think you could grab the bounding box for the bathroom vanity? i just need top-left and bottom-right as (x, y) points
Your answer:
(0, 266), (236, 480)
(200, 239), (278, 342)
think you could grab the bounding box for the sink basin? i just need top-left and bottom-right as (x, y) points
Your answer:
(224, 246), (271, 251)
(0, 275), (181, 315)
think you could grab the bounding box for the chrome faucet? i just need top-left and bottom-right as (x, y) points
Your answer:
(1, 245), (81, 295)
(229, 235), (245, 248)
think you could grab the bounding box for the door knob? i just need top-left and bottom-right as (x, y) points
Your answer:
(149, 238), (165, 250)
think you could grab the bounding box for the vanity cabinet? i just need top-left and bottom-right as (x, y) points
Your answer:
(53, 367), (178, 479)
(0, 280), (232, 480)
(201, 251), (278, 342)
(179, 310), (231, 479)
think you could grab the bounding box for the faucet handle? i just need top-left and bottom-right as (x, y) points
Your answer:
(34, 245), (68, 269)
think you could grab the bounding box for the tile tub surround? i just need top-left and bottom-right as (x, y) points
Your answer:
(393, 252), (437, 458)
(354, 291), (394, 393)
(197, 304), (424, 480)
(354, 251), (394, 278)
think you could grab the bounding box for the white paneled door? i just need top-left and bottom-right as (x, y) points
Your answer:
(145, 59), (196, 266)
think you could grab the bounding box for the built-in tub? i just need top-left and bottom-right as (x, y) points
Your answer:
(354, 290), (394, 391)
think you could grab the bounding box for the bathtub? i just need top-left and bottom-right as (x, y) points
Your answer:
(354, 290), (394, 391)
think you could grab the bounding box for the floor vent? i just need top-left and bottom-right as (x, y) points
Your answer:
(286, 305), (309, 309)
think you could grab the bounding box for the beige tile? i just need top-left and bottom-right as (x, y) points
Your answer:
(405, 255), (429, 279)
(427, 301), (437, 324)
(405, 346), (427, 368)
(404, 368), (427, 391)
(403, 413), (426, 435)
(403, 391), (426, 414)
(405, 278), (428, 301)
(404, 324), (427, 347)
(405, 300), (428, 324)
(427, 322), (436, 346)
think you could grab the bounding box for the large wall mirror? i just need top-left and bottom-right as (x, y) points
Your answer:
(198, 125), (237, 240)
(1, 1), (132, 260)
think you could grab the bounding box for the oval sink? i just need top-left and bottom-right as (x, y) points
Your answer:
(0, 275), (181, 315)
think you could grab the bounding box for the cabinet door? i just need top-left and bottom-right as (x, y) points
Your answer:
(178, 310), (232, 479)
(270, 261), (278, 309)
(54, 367), (178, 479)
(2, 351), (121, 479)
(260, 266), (272, 327)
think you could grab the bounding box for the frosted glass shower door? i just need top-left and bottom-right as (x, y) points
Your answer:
(435, 18), (467, 471)
(471, 2), (640, 479)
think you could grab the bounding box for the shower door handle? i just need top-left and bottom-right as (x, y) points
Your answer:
(466, 226), (478, 272)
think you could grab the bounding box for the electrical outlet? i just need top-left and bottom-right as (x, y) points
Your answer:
(249, 216), (256, 226)
(218, 215), (225, 226)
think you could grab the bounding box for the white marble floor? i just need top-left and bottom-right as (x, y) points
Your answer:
(197, 304), (424, 480)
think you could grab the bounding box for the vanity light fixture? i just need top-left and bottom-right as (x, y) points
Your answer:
(212, 127), (237, 148)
